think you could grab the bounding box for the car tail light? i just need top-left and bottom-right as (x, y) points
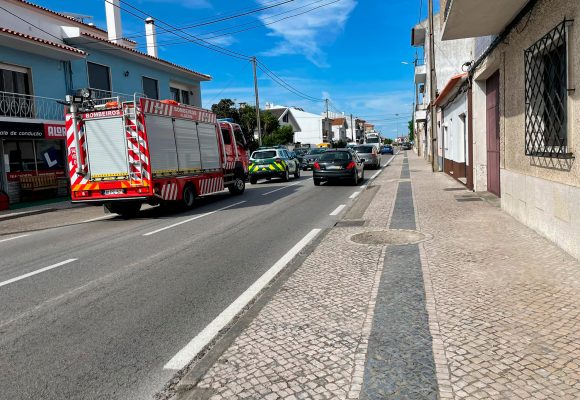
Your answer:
(313, 161), (321, 170)
(346, 161), (357, 170)
(275, 158), (282, 163)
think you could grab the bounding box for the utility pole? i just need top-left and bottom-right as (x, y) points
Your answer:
(350, 113), (354, 141)
(252, 57), (262, 146)
(324, 98), (329, 142)
(428, 0), (438, 172)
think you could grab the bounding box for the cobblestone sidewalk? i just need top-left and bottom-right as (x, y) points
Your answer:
(176, 152), (580, 400)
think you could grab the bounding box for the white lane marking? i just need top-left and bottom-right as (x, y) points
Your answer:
(0, 258), (77, 288)
(0, 234), (30, 244)
(360, 184), (368, 190)
(330, 204), (346, 216)
(81, 215), (115, 223)
(261, 178), (312, 196)
(143, 201), (246, 236)
(350, 192), (361, 199)
(164, 228), (322, 370)
(370, 170), (381, 180)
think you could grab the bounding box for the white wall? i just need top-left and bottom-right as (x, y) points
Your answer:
(471, 80), (488, 192)
(291, 109), (322, 145)
(442, 92), (468, 164)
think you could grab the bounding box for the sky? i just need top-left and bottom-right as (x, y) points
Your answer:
(37, 0), (436, 138)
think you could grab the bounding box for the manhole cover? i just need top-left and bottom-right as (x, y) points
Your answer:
(350, 229), (429, 246)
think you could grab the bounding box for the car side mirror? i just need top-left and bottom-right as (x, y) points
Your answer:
(360, 159), (366, 163)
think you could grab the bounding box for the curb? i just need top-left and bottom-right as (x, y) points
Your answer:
(0, 203), (87, 222)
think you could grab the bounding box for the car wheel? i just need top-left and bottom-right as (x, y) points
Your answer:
(294, 166), (300, 179)
(314, 179), (321, 186)
(282, 169), (290, 182)
(182, 184), (196, 209)
(352, 171), (358, 186)
(250, 175), (258, 184)
(361, 169), (365, 182)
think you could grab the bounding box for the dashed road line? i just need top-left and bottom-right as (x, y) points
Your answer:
(0, 234), (30, 244)
(330, 204), (346, 216)
(164, 228), (322, 370)
(350, 192), (361, 199)
(0, 258), (77, 288)
(261, 178), (312, 196)
(143, 201), (246, 236)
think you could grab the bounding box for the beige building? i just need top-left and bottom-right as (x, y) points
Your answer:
(442, 0), (580, 259)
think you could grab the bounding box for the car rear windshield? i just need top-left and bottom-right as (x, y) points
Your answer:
(354, 146), (374, 153)
(319, 152), (352, 161)
(252, 150), (277, 159)
(307, 149), (326, 155)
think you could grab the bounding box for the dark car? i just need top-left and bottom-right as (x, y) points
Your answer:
(313, 149), (365, 186)
(381, 145), (394, 154)
(293, 148), (309, 165)
(303, 148), (327, 170)
(402, 142), (412, 150)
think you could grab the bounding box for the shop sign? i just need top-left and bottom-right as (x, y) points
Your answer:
(0, 121), (66, 139)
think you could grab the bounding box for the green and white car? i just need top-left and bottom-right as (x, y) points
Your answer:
(248, 148), (300, 184)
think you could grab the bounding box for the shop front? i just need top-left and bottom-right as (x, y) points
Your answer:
(0, 120), (68, 203)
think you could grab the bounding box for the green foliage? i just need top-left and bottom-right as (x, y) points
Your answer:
(334, 139), (347, 148)
(261, 110), (280, 136)
(383, 138), (394, 145)
(211, 99), (239, 121)
(408, 120), (415, 142)
(262, 125), (294, 147)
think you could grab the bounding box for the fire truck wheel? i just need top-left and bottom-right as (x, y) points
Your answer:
(228, 176), (246, 195)
(182, 185), (196, 209)
(106, 202), (141, 219)
(250, 176), (258, 184)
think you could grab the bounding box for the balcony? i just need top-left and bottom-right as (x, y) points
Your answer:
(0, 91), (64, 122)
(442, 0), (530, 40)
(415, 63), (427, 84)
(415, 110), (427, 122)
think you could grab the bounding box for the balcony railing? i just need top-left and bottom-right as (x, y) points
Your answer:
(0, 91), (65, 121)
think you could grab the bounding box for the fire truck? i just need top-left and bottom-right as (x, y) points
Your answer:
(64, 89), (249, 218)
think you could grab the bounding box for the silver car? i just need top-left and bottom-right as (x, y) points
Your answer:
(353, 145), (380, 169)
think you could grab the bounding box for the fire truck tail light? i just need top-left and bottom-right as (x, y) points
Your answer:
(137, 187), (149, 194)
(77, 191), (90, 197)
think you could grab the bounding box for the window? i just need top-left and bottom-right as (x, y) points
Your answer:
(282, 112), (289, 123)
(170, 87), (191, 105)
(221, 127), (232, 144)
(142, 77), (159, 99)
(0, 64), (32, 118)
(524, 20), (571, 158)
(233, 128), (246, 147)
(4, 140), (65, 174)
(5, 141), (35, 172)
(87, 62), (111, 94)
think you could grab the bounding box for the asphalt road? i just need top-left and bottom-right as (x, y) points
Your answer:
(0, 154), (394, 400)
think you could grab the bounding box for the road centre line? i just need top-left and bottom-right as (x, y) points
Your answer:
(350, 192), (361, 199)
(0, 259), (77, 288)
(261, 178), (312, 196)
(330, 204), (346, 216)
(164, 228), (322, 370)
(143, 201), (246, 236)
(0, 234), (30, 244)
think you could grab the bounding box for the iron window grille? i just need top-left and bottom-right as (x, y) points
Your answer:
(524, 20), (574, 159)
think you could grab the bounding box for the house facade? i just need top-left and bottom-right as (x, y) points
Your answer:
(442, 0), (580, 259)
(331, 118), (348, 141)
(0, 0), (210, 203)
(268, 105), (323, 146)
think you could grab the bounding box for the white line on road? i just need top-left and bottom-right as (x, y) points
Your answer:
(370, 170), (381, 180)
(81, 215), (115, 223)
(0, 234), (30, 244)
(349, 192), (361, 199)
(0, 258), (77, 288)
(143, 201), (246, 236)
(261, 178), (312, 196)
(329, 204), (346, 216)
(164, 228), (322, 370)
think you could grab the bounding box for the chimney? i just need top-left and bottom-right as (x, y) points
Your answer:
(145, 18), (158, 57)
(105, 0), (122, 43)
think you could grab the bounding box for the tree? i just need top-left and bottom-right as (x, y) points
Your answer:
(408, 120), (415, 142)
(262, 125), (294, 147)
(211, 99), (239, 121)
(238, 105), (258, 147)
(335, 139), (347, 148)
(261, 110), (280, 137)
(383, 138), (393, 145)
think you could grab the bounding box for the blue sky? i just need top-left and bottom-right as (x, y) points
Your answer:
(37, 0), (434, 137)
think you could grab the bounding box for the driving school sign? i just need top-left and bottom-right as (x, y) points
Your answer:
(0, 121), (66, 139)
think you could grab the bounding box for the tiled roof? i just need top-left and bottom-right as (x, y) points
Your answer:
(434, 73), (468, 106)
(16, 0), (137, 44)
(0, 27), (86, 55)
(78, 32), (211, 81)
(331, 118), (346, 125)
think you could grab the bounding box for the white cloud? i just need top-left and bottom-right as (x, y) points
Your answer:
(257, 0), (357, 67)
(203, 34), (237, 47)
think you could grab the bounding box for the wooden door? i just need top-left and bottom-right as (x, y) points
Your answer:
(486, 71), (501, 197)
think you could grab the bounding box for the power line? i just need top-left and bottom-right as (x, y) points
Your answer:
(257, 60), (323, 102)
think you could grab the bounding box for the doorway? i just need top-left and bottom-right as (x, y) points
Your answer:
(486, 71), (501, 197)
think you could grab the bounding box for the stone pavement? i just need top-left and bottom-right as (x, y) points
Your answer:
(176, 151), (580, 400)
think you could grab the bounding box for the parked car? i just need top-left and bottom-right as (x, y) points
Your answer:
(249, 148), (300, 184)
(353, 145), (381, 169)
(380, 145), (394, 154)
(313, 149), (365, 186)
(402, 142), (412, 150)
(303, 148), (327, 170)
(293, 148), (309, 165)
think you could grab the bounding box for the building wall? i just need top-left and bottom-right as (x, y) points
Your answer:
(442, 91), (468, 165)
(473, 0), (580, 259)
(471, 79), (488, 192)
(291, 110), (322, 146)
(0, 45), (69, 101)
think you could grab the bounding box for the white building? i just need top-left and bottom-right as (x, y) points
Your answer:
(267, 105), (323, 146)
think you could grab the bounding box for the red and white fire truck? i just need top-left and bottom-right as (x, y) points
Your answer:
(64, 90), (249, 217)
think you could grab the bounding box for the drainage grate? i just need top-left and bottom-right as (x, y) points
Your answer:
(456, 197), (483, 202)
(335, 219), (365, 227)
